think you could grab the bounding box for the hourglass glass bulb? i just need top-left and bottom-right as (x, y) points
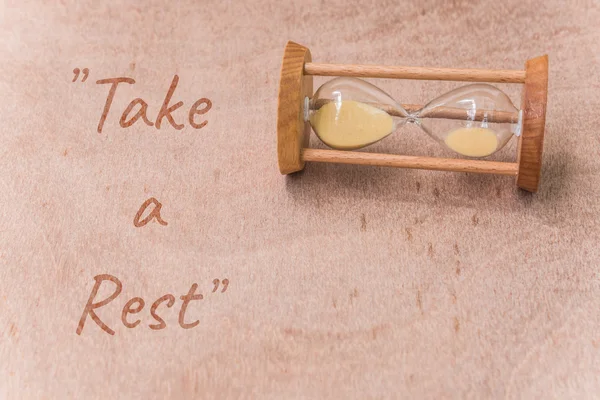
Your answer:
(417, 84), (520, 157)
(308, 77), (521, 158)
(308, 77), (408, 150)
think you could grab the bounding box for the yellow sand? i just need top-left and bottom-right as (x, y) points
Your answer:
(310, 100), (394, 150)
(445, 127), (498, 157)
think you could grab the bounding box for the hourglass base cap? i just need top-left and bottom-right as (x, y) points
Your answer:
(277, 41), (313, 174)
(517, 55), (548, 193)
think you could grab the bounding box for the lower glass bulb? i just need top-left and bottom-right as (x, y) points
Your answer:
(417, 83), (520, 157)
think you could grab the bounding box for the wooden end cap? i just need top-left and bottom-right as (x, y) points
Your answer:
(517, 55), (548, 192)
(277, 41), (313, 174)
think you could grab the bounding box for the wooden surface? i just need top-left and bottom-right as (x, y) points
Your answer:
(305, 62), (527, 83)
(517, 55), (549, 192)
(302, 148), (520, 175)
(277, 41), (312, 174)
(2, 1), (600, 399)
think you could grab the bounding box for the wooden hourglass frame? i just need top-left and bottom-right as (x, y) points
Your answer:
(276, 41), (548, 192)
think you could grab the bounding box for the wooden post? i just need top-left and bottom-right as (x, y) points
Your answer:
(304, 63), (526, 83)
(516, 55), (549, 192)
(302, 149), (519, 176)
(277, 42), (312, 174)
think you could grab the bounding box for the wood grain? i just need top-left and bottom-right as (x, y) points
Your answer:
(517, 55), (549, 192)
(277, 41), (313, 174)
(304, 63), (527, 83)
(302, 148), (519, 175)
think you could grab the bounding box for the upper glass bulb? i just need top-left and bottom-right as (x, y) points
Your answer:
(307, 77), (521, 158)
(308, 77), (407, 150)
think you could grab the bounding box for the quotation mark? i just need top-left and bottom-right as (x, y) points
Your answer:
(72, 67), (89, 82)
(212, 278), (229, 293)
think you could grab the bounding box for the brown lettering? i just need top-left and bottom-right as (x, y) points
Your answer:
(149, 294), (176, 330)
(188, 98), (212, 129)
(155, 75), (184, 130)
(76, 274), (122, 335)
(121, 297), (145, 328)
(96, 77), (135, 133)
(178, 284), (203, 329)
(120, 98), (154, 128)
(133, 197), (168, 228)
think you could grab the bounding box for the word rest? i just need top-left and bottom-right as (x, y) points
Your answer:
(76, 274), (211, 335)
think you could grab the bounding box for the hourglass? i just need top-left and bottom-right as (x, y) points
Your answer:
(277, 42), (548, 192)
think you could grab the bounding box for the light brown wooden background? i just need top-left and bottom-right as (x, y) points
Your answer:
(1, 0), (600, 398)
